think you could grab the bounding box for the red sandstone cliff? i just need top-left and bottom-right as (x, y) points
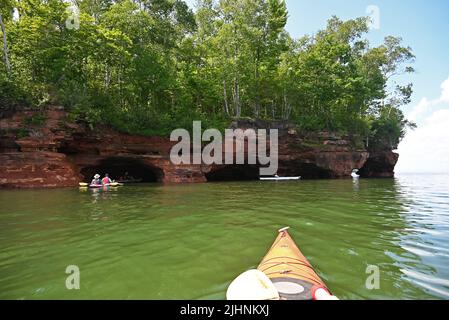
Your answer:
(0, 107), (399, 188)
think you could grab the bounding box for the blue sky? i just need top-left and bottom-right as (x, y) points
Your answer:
(185, 0), (449, 173)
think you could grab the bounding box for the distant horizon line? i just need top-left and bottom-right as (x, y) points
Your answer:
(395, 172), (449, 175)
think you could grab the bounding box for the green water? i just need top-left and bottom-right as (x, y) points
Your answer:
(1, 174), (448, 300)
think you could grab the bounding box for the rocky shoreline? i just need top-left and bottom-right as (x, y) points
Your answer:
(0, 107), (399, 188)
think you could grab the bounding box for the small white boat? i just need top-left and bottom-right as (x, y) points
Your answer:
(260, 176), (301, 181)
(351, 169), (360, 179)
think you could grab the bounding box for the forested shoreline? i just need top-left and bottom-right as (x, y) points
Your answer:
(1, 0), (415, 151)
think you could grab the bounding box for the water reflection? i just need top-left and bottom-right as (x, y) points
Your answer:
(393, 175), (449, 298)
(352, 177), (360, 192)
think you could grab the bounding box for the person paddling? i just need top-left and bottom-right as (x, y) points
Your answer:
(102, 173), (113, 186)
(91, 174), (101, 186)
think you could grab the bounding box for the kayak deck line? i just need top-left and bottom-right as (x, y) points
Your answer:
(258, 259), (317, 274)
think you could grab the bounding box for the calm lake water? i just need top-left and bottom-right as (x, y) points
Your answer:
(1, 174), (448, 300)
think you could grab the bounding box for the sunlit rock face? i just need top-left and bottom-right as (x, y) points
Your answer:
(0, 152), (79, 188)
(0, 108), (397, 188)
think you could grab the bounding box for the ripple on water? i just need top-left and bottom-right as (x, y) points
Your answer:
(0, 175), (449, 299)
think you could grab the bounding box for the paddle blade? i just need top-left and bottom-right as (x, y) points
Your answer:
(226, 270), (280, 300)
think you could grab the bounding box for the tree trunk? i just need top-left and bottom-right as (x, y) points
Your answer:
(223, 79), (229, 115)
(104, 66), (110, 88)
(0, 13), (11, 76)
(234, 78), (241, 118)
(254, 49), (260, 118)
(232, 26), (241, 118)
(283, 89), (291, 120)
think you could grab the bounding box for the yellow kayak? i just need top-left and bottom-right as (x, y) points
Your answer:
(79, 182), (123, 188)
(257, 227), (332, 300)
(227, 227), (337, 300)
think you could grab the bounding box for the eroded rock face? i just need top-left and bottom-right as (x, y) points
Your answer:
(359, 151), (399, 178)
(274, 130), (369, 179)
(0, 152), (80, 188)
(0, 107), (398, 188)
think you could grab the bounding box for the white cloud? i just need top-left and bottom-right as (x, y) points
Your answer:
(440, 77), (449, 103)
(407, 76), (449, 122)
(396, 78), (449, 173)
(408, 97), (431, 122)
(397, 109), (449, 173)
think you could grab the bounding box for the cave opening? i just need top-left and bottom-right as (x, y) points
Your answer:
(80, 157), (163, 183)
(278, 162), (333, 179)
(206, 165), (260, 182)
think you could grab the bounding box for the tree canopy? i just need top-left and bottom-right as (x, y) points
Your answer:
(0, 0), (415, 149)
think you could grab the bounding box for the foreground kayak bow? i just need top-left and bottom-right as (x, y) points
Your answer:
(227, 227), (338, 300)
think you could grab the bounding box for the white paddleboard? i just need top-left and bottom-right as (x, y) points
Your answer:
(260, 177), (301, 181)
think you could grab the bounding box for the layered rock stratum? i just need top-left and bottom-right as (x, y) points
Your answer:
(0, 107), (399, 188)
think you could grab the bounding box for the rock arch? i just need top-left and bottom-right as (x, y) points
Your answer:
(79, 157), (164, 183)
(205, 164), (260, 182)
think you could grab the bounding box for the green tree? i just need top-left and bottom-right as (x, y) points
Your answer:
(369, 107), (416, 151)
(0, 0), (416, 147)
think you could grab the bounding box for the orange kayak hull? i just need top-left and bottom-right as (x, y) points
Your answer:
(257, 228), (329, 300)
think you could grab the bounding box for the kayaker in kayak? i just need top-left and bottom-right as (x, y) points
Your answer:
(102, 173), (113, 185)
(90, 174), (101, 186)
(119, 172), (135, 181)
